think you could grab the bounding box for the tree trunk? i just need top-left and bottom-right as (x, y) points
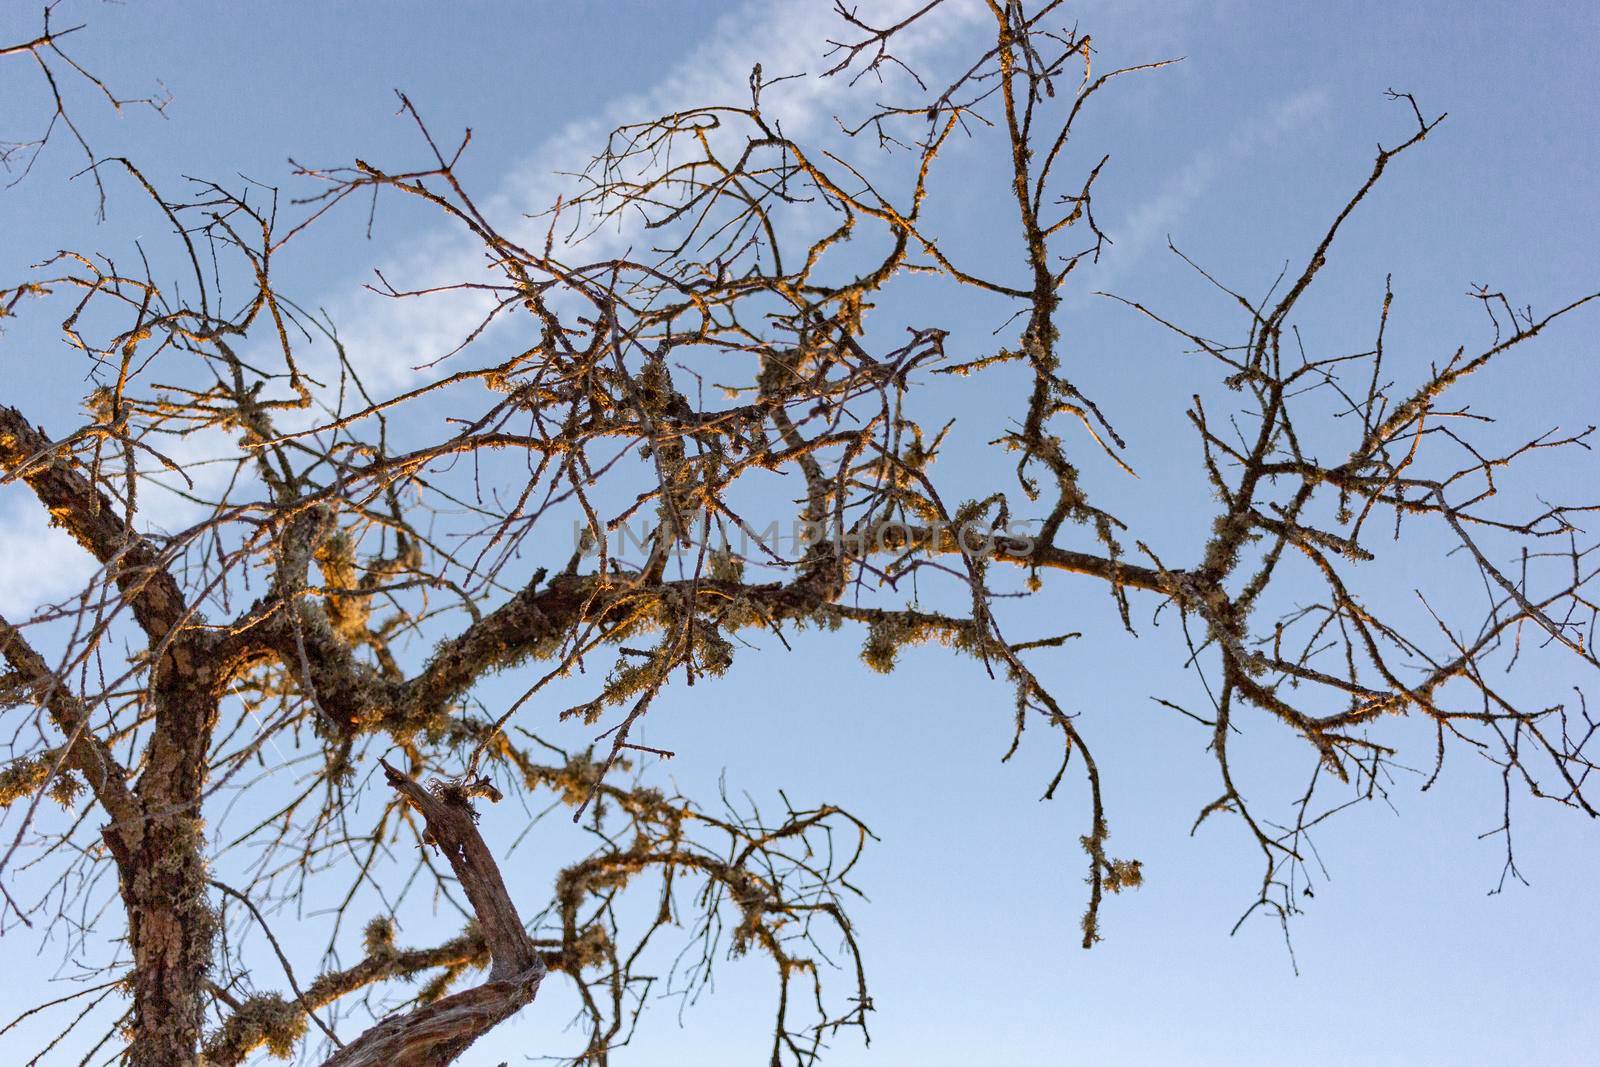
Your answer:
(113, 651), (222, 1067)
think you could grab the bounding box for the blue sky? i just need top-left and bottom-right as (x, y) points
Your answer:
(2, 1), (1597, 1064)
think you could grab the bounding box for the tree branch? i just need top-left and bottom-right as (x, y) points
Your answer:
(321, 761), (544, 1067)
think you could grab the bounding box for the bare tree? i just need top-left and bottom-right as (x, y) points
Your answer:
(2, 2), (1595, 1064)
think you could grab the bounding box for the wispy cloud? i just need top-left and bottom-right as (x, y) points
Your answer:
(0, 503), (95, 616)
(326, 0), (986, 390)
(0, 0), (984, 616)
(0, 426), (237, 615)
(1095, 87), (1330, 286)
(4, 0), (1214, 616)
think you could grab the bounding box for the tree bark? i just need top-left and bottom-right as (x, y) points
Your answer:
(114, 659), (222, 1067)
(323, 763), (545, 1067)
(2, 406), (219, 1066)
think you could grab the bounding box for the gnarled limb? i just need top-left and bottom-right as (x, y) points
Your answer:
(320, 761), (544, 1067)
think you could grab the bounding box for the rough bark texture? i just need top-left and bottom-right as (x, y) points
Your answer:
(115, 668), (222, 1067)
(2, 406), (219, 1067)
(322, 763), (545, 1067)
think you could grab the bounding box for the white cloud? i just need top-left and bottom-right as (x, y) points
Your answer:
(6, 2), (992, 617)
(324, 0), (987, 390)
(0, 502), (96, 616)
(11, 0), (1226, 617)
(0, 425), (236, 616)
(2, 0), (986, 616)
(1097, 87), (1331, 285)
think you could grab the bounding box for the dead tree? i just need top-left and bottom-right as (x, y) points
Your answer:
(1, 2), (1595, 1063)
